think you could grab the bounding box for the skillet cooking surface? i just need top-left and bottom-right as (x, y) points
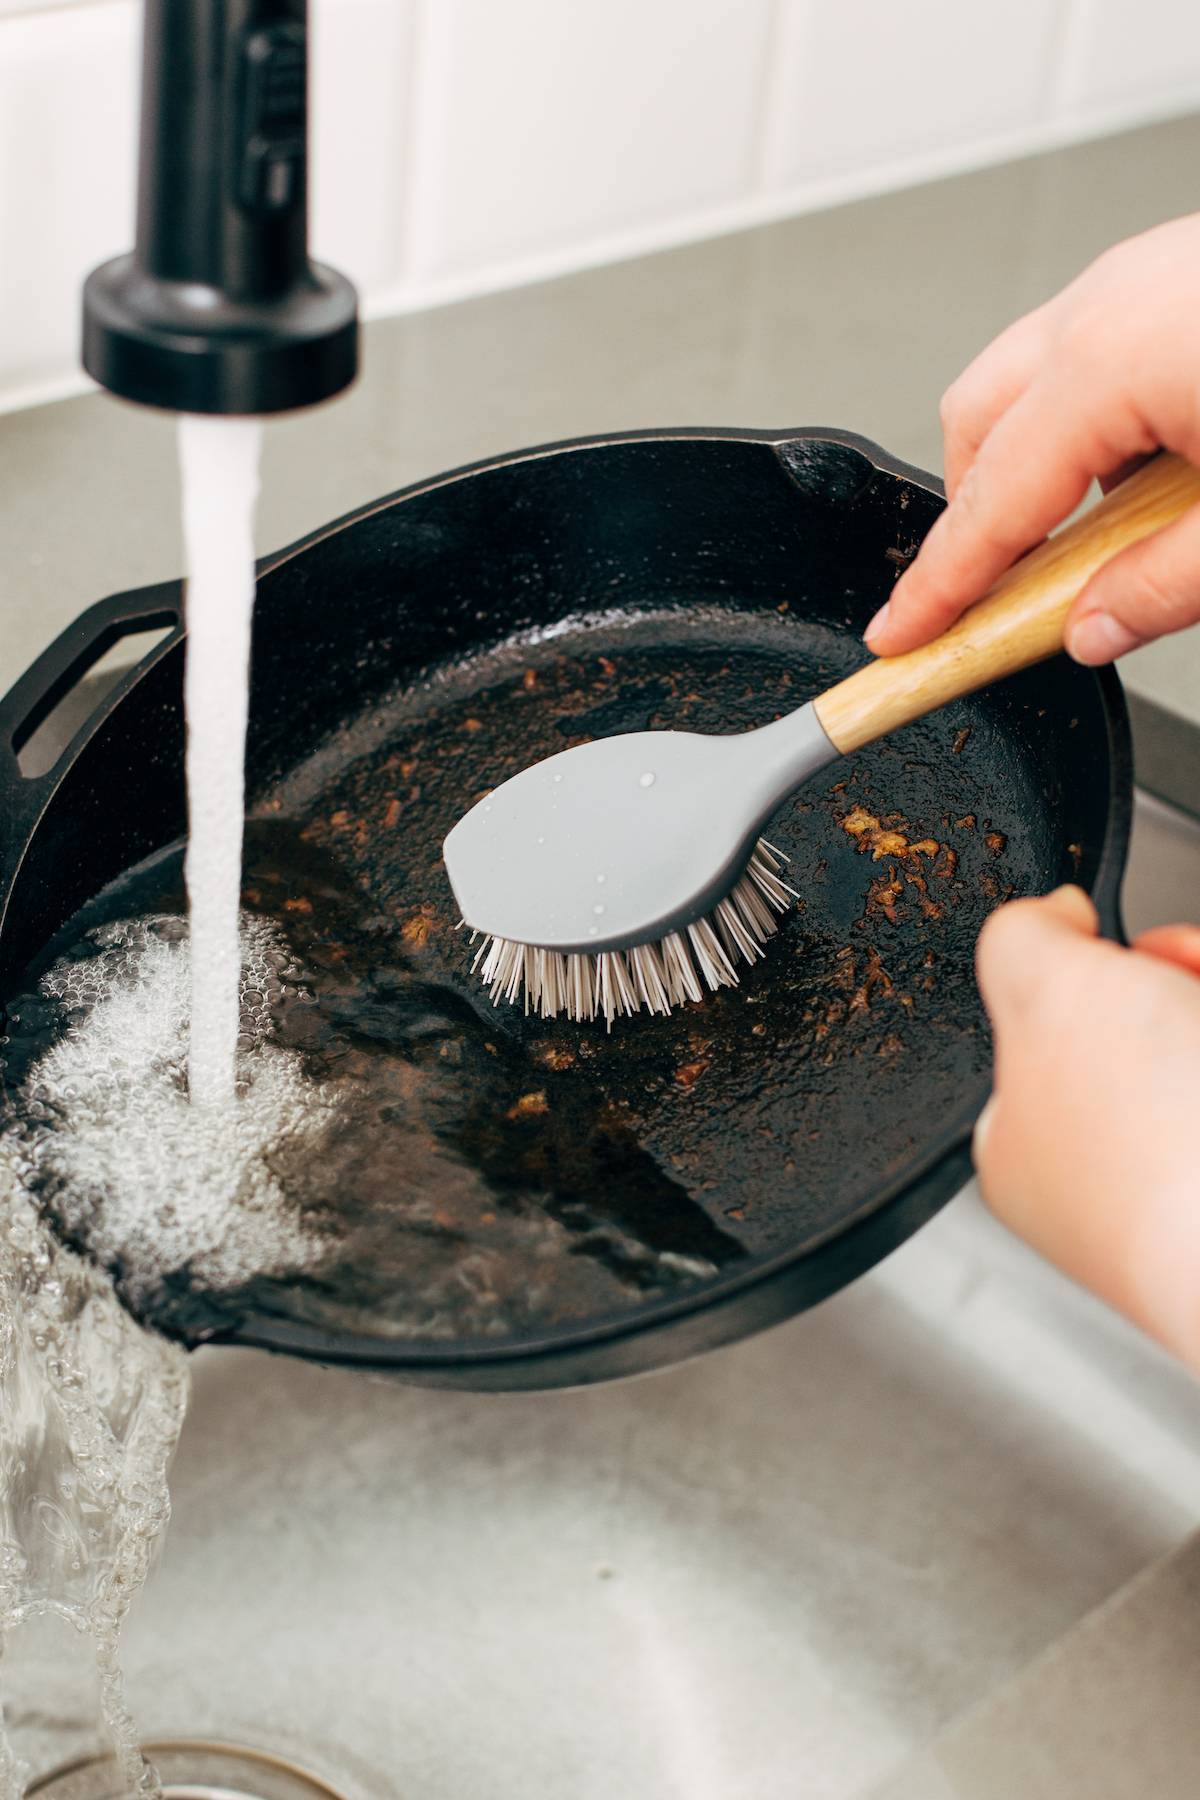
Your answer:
(8, 604), (1043, 1347)
(0, 430), (1129, 1384)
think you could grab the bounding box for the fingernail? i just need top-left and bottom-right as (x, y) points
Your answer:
(864, 601), (890, 645)
(1067, 611), (1140, 665)
(972, 1094), (997, 1172)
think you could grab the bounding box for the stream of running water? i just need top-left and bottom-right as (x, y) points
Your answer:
(179, 416), (264, 1110)
(0, 416), (267, 1793)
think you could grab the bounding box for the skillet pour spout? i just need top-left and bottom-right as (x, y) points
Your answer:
(0, 428), (1132, 1390)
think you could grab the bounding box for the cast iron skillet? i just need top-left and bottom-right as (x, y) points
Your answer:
(0, 428), (1132, 1390)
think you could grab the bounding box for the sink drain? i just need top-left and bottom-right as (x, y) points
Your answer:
(27, 1740), (348, 1800)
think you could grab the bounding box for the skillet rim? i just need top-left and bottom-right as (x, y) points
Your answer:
(0, 425), (1132, 1384)
(225, 425), (1134, 1379)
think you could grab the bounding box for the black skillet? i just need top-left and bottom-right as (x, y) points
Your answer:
(0, 428), (1131, 1390)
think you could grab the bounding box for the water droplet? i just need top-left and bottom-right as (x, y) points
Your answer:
(587, 926), (599, 937)
(536, 835), (545, 845)
(639, 772), (655, 788)
(552, 772), (564, 783)
(593, 903), (606, 916)
(595, 873), (606, 884)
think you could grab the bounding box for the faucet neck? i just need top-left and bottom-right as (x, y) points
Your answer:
(138, 0), (309, 303)
(82, 0), (358, 416)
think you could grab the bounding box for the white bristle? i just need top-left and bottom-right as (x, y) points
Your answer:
(469, 840), (797, 1029)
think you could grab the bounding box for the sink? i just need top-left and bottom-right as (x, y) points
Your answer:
(9, 792), (1200, 1800)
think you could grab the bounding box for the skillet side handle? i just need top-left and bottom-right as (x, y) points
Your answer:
(0, 579), (184, 893)
(814, 453), (1200, 754)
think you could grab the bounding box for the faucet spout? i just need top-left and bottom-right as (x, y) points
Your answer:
(82, 0), (358, 415)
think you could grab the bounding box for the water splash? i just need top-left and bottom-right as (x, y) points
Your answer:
(0, 1169), (189, 1798)
(179, 415), (263, 1111)
(0, 903), (345, 1794)
(7, 914), (335, 1316)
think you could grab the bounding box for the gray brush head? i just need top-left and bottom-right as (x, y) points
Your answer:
(443, 704), (838, 1025)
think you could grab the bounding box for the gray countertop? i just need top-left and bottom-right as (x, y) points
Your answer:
(3, 110), (1200, 782)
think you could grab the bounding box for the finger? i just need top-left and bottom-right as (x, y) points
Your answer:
(1064, 499), (1200, 664)
(974, 931), (1200, 1370)
(1134, 923), (1200, 978)
(866, 371), (1150, 655)
(941, 304), (1053, 499)
(975, 885), (1099, 1032)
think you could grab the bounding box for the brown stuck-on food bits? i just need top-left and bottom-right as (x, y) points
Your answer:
(870, 831), (910, 860)
(953, 727), (971, 755)
(401, 909), (436, 947)
(905, 870), (943, 921)
(842, 806), (940, 863)
(866, 868), (904, 923)
(848, 946), (893, 1014)
(507, 1091), (549, 1120)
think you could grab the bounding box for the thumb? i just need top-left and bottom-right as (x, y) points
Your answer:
(975, 885), (1099, 1032)
(1066, 499), (1200, 664)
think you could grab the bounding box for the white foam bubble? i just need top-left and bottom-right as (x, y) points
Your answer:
(10, 914), (340, 1309)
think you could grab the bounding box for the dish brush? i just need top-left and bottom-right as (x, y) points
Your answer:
(444, 454), (1200, 1025)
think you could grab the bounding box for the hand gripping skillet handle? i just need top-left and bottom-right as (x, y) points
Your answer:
(814, 453), (1200, 753)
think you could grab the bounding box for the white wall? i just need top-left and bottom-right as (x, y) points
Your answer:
(1, 0), (1198, 414)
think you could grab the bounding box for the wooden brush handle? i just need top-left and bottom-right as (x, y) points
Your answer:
(813, 453), (1200, 755)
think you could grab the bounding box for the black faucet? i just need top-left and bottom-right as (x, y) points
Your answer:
(82, 0), (358, 416)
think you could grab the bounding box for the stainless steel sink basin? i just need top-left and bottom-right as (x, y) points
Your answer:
(13, 792), (1200, 1800)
